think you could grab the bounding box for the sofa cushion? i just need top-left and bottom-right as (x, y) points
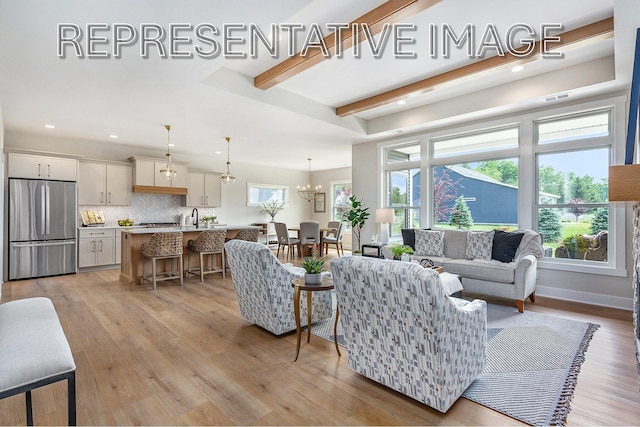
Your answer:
(492, 230), (525, 262)
(415, 229), (444, 257)
(442, 229), (468, 259)
(465, 230), (495, 260)
(444, 258), (515, 284)
(401, 228), (430, 250)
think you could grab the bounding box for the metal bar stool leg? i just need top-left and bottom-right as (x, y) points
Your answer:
(68, 372), (76, 426)
(25, 390), (33, 426)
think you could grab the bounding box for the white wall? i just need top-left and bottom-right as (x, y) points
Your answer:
(4, 130), (313, 227)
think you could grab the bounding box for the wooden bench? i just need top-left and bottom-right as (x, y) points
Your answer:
(0, 297), (76, 426)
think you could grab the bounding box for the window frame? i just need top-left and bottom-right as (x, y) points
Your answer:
(246, 182), (289, 207)
(329, 179), (352, 223)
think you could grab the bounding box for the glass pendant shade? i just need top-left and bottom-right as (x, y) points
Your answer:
(221, 137), (235, 184)
(159, 124), (177, 180)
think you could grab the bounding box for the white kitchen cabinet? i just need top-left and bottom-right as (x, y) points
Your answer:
(8, 153), (77, 181)
(115, 229), (122, 264)
(130, 157), (188, 192)
(78, 228), (116, 268)
(186, 171), (221, 207)
(79, 161), (132, 206)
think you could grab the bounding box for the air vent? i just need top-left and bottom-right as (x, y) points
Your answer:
(545, 93), (570, 102)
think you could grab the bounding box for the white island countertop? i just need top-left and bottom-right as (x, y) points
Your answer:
(120, 225), (261, 234)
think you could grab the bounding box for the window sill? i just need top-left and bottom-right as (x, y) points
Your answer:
(538, 259), (627, 277)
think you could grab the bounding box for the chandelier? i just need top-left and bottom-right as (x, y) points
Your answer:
(159, 124), (177, 180)
(297, 158), (321, 202)
(221, 137), (236, 184)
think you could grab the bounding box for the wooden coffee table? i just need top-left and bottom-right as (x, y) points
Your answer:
(291, 276), (341, 361)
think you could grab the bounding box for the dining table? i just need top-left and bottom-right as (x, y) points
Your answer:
(288, 227), (336, 256)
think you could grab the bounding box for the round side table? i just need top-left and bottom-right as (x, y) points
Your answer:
(291, 276), (341, 361)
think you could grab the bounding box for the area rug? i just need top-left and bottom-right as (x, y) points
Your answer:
(307, 302), (599, 426)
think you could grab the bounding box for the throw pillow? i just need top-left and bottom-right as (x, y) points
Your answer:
(401, 228), (430, 250)
(465, 230), (495, 260)
(491, 230), (525, 262)
(414, 229), (444, 257)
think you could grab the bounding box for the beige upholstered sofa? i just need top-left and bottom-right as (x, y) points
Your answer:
(390, 228), (544, 312)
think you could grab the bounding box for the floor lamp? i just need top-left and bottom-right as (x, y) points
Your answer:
(375, 209), (394, 245)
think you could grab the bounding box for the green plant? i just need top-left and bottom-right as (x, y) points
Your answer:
(201, 216), (216, 222)
(561, 234), (591, 254)
(389, 244), (414, 258)
(347, 195), (370, 249)
(301, 244), (324, 273)
(538, 208), (563, 243)
(261, 201), (285, 220)
(448, 196), (474, 229)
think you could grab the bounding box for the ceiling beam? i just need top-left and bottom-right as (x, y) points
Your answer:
(253, 0), (441, 90)
(336, 17), (614, 117)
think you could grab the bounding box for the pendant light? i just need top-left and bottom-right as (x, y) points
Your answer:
(159, 124), (177, 180)
(297, 158), (321, 202)
(221, 137), (236, 184)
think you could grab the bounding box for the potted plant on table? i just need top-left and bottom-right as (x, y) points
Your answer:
(347, 195), (370, 254)
(389, 244), (414, 260)
(301, 244), (324, 284)
(261, 200), (285, 222)
(201, 216), (216, 228)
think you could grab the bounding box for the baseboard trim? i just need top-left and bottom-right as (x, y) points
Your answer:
(536, 285), (633, 311)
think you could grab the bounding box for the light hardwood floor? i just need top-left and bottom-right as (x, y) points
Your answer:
(1, 250), (639, 426)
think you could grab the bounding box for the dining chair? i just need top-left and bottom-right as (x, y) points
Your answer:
(274, 222), (300, 259)
(323, 221), (345, 256)
(299, 220), (321, 256)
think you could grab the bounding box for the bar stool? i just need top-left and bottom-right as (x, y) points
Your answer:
(141, 232), (184, 290)
(187, 229), (226, 282)
(234, 228), (259, 242)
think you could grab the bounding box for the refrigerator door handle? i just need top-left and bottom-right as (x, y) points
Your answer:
(40, 184), (46, 235)
(45, 183), (51, 235)
(11, 241), (76, 248)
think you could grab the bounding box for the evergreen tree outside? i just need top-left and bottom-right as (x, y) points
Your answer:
(449, 196), (474, 229)
(589, 207), (608, 234)
(538, 208), (563, 243)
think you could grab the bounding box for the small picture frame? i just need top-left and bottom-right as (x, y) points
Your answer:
(314, 192), (326, 213)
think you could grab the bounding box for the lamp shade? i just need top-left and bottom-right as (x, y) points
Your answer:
(375, 208), (394, 224)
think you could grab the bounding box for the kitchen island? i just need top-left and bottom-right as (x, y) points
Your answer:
(119, 225), (261, 285)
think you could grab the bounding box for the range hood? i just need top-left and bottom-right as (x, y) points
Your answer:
(132, 185), (188, 195)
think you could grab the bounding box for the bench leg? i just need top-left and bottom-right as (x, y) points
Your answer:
(68, 371), (76, 426)
(26, 390), (33, 426)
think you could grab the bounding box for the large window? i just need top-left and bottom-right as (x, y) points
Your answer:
(330, 180), (352, 222)
(384, 143), (421, 240)
(433, 159), (519, 230)
(535, 111), (611, 263)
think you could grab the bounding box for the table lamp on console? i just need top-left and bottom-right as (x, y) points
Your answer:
(375, 208), (394, 245)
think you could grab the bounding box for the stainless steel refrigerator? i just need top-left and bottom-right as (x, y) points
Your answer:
(8, 178), (77, 280)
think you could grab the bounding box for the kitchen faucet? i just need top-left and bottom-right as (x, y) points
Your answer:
(191, 208), (199, 229)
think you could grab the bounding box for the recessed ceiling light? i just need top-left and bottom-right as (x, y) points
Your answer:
(168, 143), (175, 147)
(397, 100), (407, 105)
(511, 65), (524, 73)
(109, 134), (118, 139)
(44, 124), (55, 129)
(214, 151), (221, 154)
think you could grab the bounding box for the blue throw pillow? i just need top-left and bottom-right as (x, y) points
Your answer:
(491, 230), (524, 262)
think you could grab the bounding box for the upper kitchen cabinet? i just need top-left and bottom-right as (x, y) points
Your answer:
(7, 152), (77, 181)
(129, 157), (188, 195)
(186, 171), (221, 207)
(78, 161), (132, 206)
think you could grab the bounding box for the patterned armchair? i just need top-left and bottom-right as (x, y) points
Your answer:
(330, 256), (487, 413)
(224, 240), (333, 335)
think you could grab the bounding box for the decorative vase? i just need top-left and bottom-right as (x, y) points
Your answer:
(305, 272), (322, 284)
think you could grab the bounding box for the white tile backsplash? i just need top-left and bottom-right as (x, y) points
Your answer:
(79, 193), (217, 226)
